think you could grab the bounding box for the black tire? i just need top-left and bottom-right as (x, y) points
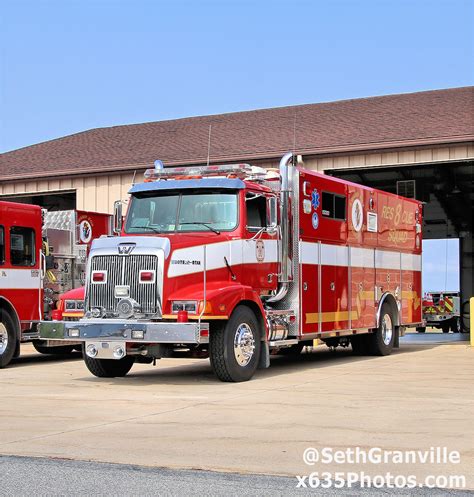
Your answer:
(0, 311), (17, 368)
(450, 318), (460, 333)
(351, 334), (370, 355)
(441, 323), (450, 333)
(33, 341), (76, 355)
(83, 350), (135, 378)
(369, 303), (396, 355)
(279, 342), (305, 357)
(416, 327), (426, 333)
(209, 305), (261, 382)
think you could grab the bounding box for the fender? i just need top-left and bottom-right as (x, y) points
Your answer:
(376, 292), (400, 327)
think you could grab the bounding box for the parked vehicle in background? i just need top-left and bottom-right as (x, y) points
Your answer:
(417, 291), (461, 333)
(54, 286), (85, 321)
(0, 201), (111, 367)
(40, 153), (423, 382)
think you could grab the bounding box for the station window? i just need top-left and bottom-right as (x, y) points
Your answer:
(10, 227), (35, 266)
(321, 192), (346, 221)
(0, 226), (4, 264)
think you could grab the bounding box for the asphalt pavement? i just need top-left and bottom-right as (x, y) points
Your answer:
(1, 455), (473, 496)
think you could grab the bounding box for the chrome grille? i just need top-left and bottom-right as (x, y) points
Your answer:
(87, 255), (160, 316)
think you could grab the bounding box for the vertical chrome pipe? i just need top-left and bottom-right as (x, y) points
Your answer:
(267, 152), (293, 303)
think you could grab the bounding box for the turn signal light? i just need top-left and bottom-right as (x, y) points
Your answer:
(92, 271), (106, 282)
(140, 270), (155, 282)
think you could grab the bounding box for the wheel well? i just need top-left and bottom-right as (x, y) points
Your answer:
(0, 297), (21, 338)
(237, 300), (266, 342)
(378, 293), (400, 328)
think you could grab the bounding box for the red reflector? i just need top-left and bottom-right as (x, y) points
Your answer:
(200, 329), (209, 337)
(177, 310), (188, 323)
(92, 272), (105, 282)
(140, 271), (154, 282)
(51, 309), (63, 321)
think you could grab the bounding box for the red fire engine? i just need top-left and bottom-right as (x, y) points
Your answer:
(40, 153), (423, 382)
(0, 201), (112, 367)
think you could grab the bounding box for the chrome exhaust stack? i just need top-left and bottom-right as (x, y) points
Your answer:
(267, 152), (293, 303)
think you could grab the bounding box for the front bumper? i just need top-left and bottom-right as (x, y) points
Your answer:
(39, 319), (209, 345)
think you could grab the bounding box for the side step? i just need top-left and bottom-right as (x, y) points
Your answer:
(21, 331), (40, 342)
(269, 339), (299, 348)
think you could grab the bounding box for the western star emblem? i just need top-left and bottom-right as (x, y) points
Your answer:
(255, 240), (265, 262)
(118, 244), (135, 255)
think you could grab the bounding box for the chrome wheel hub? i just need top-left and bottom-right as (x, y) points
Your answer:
(381, 313), (393, 346)
(234, 323), (255, 367)
(0, 322), (8, 355)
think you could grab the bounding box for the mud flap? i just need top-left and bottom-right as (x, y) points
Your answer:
(394, 327), (400, 348)
(258, 341), (270, 369)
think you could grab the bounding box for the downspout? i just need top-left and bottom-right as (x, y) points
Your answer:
(266, 152), (293, 303)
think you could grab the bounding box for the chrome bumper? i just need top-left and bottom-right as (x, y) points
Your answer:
(39, 319), (209, 345)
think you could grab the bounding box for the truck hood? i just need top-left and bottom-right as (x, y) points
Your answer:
(90, 236), (171, 258)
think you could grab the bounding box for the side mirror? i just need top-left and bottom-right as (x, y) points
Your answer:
(113, 201), (123, 235)
(267, 196), (278, 235)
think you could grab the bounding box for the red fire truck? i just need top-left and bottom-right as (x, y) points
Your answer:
(0, 201), (112, 367)
(40, 153), (423, 382)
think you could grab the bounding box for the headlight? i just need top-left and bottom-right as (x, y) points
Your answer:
(65, 300), (77, 310)
(171, 301), (198, 314)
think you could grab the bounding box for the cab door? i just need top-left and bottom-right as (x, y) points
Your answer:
(241, 191), (279, 296)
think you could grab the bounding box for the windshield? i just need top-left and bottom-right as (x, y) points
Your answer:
(125, 191), (238, 234)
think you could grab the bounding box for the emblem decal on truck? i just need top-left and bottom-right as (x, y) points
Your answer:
(255, 240), (265, 262)
(351, 198), (363, 232)
(311, 189), (320, 209)
(79, 220), (92, 243)
(311, 212), (319, 229)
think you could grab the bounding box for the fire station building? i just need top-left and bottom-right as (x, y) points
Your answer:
(0, 86), (473, 328)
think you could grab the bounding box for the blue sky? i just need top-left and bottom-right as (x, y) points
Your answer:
(1, 0), (472, 291)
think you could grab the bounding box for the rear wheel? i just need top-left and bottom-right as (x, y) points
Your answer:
(369, 303), (396, 355)
(441, 323), (450, 333)
(83, 350), (135, 378)
(416, 326), (426, 333)
(210, 305), (261, 382)
(33, 341), (76, 355)
(450, 318), (461, 333)
(0, 311), (17, 368)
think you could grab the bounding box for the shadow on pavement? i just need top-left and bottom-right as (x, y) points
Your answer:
(76, 341), (444, 386)
(9, 351), (82, 368)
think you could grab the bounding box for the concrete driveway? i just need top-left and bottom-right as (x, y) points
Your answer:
(1, 341), (473, 489)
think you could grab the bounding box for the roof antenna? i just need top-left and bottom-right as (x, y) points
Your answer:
(132, 170), (137, 186)
(206, 124), (212, 167)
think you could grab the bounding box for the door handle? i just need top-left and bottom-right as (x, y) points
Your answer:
(330, 282), (335, 291)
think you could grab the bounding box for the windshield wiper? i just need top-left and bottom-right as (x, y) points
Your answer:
(130, 226), (162, 233)
(179, 222), (220, 235)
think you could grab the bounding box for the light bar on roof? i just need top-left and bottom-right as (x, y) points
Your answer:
(144, 163), (268, 181)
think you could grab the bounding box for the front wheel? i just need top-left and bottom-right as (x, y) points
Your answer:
(209, 306), (261, 382)
(369, 303), (396, 355)
(83, 350), (135, 378)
